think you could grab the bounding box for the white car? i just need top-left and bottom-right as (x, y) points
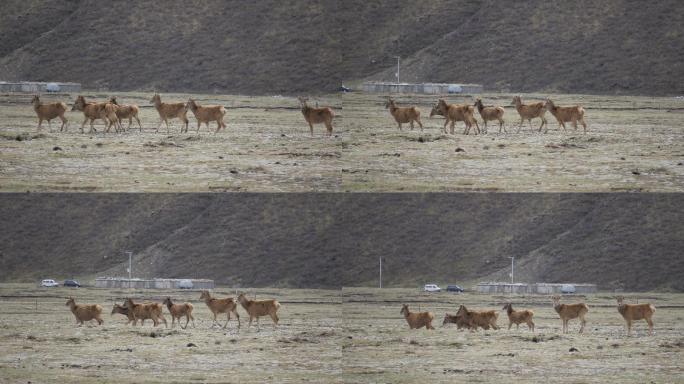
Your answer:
(424, 284), (441, 292)
(40, 279), (59, 287)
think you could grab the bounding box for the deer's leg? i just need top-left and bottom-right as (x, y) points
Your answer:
(417, 117), (423, 131)
(508, 322), (512, 330)
(47, 119), (53, 132)
(309, 122), (314, 137)
(397, 122), (402, 131)
(516, 117), (524, 133)
(409, 120), (414, 130)
(60, 115), (68, 132)
(234, 309), (240, 328)
(223, 312), (230, 328)
(135, 116), (142, 132)
(646, 317), (653, 335)
(581, 118), (587, 134)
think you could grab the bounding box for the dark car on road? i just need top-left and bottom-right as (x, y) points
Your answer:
(63, 280), (81, 288)
(446, 285), (464, 293)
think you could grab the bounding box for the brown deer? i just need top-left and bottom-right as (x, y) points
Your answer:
(400, 304), (434, 330)
(502, 303), (534, 331)
(298, 97), (334, 136)
(616, 296), (655, 336)
(544, 98), (588, 133)
(511, 96), (547, 133)
(385, 97), (423, 131)
(474, 98), (505, 133)
(237, 293), (281, 330)
(163, 297), (195, 329)
(150, 93), (189, 134)
(199, 290), (240, 329)
(186, 98), (226, 133)
(65, 298), (103, 326)
(552, 295), (588, 334)
(109, 96), (142, 132)
(430, 99), (479, 135)
(455, 305), (499, 331)
(31, 95), (68, 132)
(71, 95), (109, 133)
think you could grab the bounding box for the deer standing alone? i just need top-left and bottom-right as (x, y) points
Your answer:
(544, 98), (588, 133)
(31, 95), (68, 132)
(474, 98), (505, 133)
(511, 96), (547, 133)
(400, 304), (435, 330)
(199, 290), (240, 328)
(186, 98), (226, 133)
(502, 303), (534, 331)
(109, 96), (142, 132)
(552, 295), (588, 334)
(150, 93), (189, 133)
(298, 97), (334, 136)
(385, 97), (423, 131)
(65, 298), (103, 326)
(237, 293), (281, 330)
(616, 296), (655, 336)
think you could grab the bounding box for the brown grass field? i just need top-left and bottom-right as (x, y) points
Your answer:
(1, 92), (683, 192)
(0, 285), (682, 383)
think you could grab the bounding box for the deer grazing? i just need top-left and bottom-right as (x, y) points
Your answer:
(110, 303), (136, 325)
(474, 98), (505, 133)
(31, 95), (68, 132)
(442, 312), (470, 330)
(430, 99), (479, 135)
(552, 295), (588, 334)
(511, 96), (547, 133)
(199, 290), (240, 329)
(385, 97), (423, 131)
(544, 98), (588, 133)
(162, 297), (195, 329)
(237, 293), (281, 330)
(109, 96), (142, 132)
(400, 304), (435, 330)
(71, 95), (110, 133)
(502, 303), (534, 331)
(616, 296), (655, 336)
(298, 97), (335, 136)
(65, 298), (103, 326)
(150, 93), (189, 134)
(455, 305), (499, 331)
(186, 98), (226, 133)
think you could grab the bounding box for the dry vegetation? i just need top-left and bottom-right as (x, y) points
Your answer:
(0, 284), (343, 383)
(1, 285), (682, 383)
(1, 91), (683, 192)
(341, 288), (684, 383)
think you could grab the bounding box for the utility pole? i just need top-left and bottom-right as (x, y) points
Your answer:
(395, 56), (401, 85)
(509, 256), (515, 284)
(379, 257), (382, 288)
(125, 251), (132, 280)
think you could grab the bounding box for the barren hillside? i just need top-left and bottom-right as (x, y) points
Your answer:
(0, 194), (682, 291)
(0, 0), (682, 95)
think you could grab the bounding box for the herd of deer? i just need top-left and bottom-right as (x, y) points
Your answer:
(28, 94), (333, 136)
(29, 93), (586, 136)
(387, 95), (587, 134)
(402, 295), (656, 336)
(68, 292), (655, 337)
(65, 290), (281, 331)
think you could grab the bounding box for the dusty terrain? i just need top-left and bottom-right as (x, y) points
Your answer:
(342, 92), (684, 191)
(0, 92), (343, 192)
(0, 285), (682, 383)
(341, 288), (684, 383)
(0, 284), (343, 383)
(1, 91), (683, 192)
